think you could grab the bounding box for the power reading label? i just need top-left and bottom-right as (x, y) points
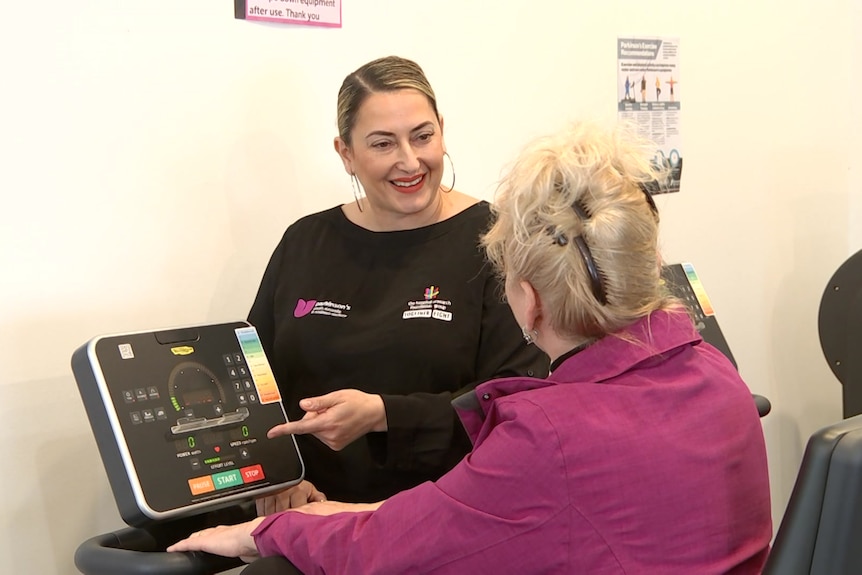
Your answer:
(235, 327), (282, 404)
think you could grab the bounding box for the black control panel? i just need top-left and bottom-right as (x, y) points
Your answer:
(73, 321), (304, 527)
(661, 262), (738, 368)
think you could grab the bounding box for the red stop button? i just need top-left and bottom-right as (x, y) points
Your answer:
(241, 464), (265, 484)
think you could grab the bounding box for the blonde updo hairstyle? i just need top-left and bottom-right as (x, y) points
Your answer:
(336, 56), (439, 145)
(483, 122), (680, 341)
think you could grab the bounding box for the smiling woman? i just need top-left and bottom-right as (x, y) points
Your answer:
(334, 89), (455, 230)
(243, 55), (548, 510)
(332, 59), (469, 231)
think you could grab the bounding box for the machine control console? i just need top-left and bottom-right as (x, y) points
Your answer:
(73, 321), (304, 526)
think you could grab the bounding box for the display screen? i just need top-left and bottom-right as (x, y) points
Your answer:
(180, 389), (216, 406)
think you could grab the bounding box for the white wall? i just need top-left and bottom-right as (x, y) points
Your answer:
(852, 0), (862, 249)
(0, 1), (858, 573)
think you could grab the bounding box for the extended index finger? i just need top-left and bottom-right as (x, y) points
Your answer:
(267, 418), (325, 439)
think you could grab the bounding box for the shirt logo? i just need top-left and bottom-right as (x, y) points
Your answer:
(294, 298), (351, 319)
(294, 299), (317, 318)
(403, 286), (453, 322)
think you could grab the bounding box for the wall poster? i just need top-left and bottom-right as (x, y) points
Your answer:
(617, 36), (681, 193)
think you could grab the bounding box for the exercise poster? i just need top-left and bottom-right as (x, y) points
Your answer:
(235, 0), (342, 27)
(617, 36), (681, 194)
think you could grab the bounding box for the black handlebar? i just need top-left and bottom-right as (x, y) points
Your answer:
(74, 527), (243, 575)
(75, 503), (258, 575)
(753, 394), (772, 418)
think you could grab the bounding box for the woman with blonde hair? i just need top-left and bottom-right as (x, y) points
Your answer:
(171, 122), (772, 574)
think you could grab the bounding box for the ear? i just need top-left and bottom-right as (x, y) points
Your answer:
(437, 114), (446, 154)
(333, 137), (354, 176)
(519, 279), (543, 331)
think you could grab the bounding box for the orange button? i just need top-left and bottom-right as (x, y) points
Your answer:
(241, 464), (265, 484)
(188, 475), (215, 496)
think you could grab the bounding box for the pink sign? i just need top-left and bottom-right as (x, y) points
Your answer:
(235, 0), (342, 28)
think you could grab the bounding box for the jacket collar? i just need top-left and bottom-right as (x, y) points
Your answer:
(546, 309), (701, 384)
(453, 309), (702, 440)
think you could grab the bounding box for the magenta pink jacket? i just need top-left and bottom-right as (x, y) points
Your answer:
(252, 309), (772, 574)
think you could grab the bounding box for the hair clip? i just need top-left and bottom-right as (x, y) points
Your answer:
(571, 199), (590, 220)
(639, 181), (660, 217)
(573, 236), (608, 305)
(545, 226), (568, 246)
(550, 231), (569, 247)
(545, 224), (607, 305)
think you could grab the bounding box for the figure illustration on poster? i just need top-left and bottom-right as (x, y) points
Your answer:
(666, 76), (678, 102)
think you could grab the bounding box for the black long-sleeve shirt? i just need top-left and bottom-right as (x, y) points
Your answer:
(248, 202), (548, 502)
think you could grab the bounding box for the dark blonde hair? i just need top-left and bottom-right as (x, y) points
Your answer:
(483, 121), (679, 340)
(336, 56), (438, 145)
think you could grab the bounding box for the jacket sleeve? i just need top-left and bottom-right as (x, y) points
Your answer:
(368, 270), (549, 473)
(252, 399), (564, 574)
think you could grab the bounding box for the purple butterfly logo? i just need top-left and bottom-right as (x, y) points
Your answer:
(294, 299), (317, 318)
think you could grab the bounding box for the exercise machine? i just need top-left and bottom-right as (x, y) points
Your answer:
(818, 249), (862, 417)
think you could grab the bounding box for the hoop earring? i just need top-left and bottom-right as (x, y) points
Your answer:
(351, 174), (364, 212)
(521, 326), (538, 345)
(440, 152), (456, 193)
